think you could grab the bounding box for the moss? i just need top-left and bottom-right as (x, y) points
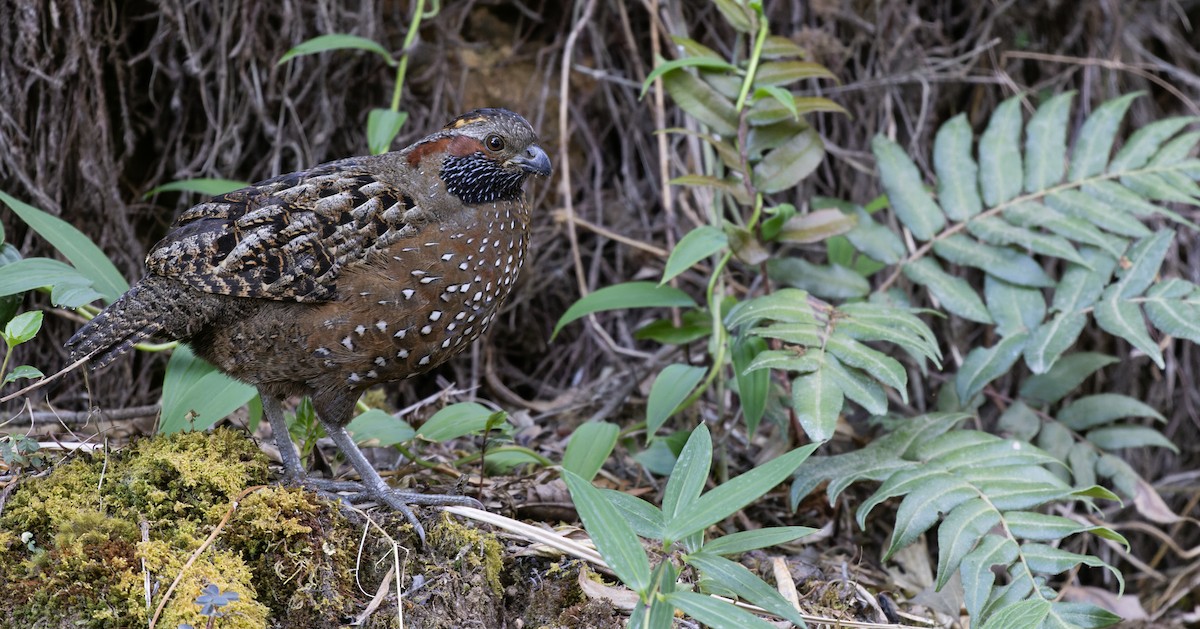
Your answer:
(427, 512), (505, 596)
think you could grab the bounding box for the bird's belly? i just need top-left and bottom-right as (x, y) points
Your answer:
(301, 220), (527, 387)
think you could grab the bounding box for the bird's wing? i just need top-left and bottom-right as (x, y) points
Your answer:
(146, 160), (413, 302)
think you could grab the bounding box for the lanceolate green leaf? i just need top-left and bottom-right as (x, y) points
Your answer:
(1023, 312), (1086, 374)
(1004, 202), (1122, 258)
(1052, 249), (1118, 314)
(663, 443), (818, 542)
(979, 96), (1024, 206)
(887, 475), (977, 559)
(1058, 393), (1165, 431)
(937, 499), (1001, 589)
(686, 553), (808, 627)
(0, 190), (129, 302)
(843, 207), (906, 264)
(962, 534), (1019, 620)
(663, 424), (713, 525)
(563, 421), (620, 482)
(903, 258), (992, 323)
(753, 126), (824, 193)
(662, 225), (728, 284)
(732, 335), (769, 434)
(823, 354), (888, 416)
(144, 178), (249, 197)
(985, 276), (1045, 337)
(1069, 92), (1141, 181)
(934, 113), (982, 220)
(641, 56), (740, 98)
(1046, 190), (1152, 238)
(562, 470), (652, 596)
(1108, 116), (1197, 173)
(932, 234), (1054, 287)
(1094, 285), (1164, 368)
(1019, 352), (1118, 404)
(872, 135), (946, 240)
(662, 70), (738, 136)
(1023, 92), (1074, 192)
(791, 367), (843, 442)
(646, 364), (707, 435)
(1115, 229), (1173, 298)
(663, 592), (778, 629)
(160, 346), (257, 433)
(956, 332), (1029, 402)
(279, 33), (397, 65)
(553, 282), (696, 337)
(825, 334), (907, 396)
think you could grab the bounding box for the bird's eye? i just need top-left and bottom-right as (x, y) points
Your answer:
(485, 134), (505, 152)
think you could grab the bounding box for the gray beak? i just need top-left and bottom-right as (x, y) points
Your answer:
(511, 145), (552, 177)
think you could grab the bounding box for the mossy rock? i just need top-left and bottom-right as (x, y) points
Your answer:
(0, 428), (618, 628)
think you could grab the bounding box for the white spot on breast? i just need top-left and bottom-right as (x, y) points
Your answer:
(375, 356), (387, 366)
(430, 311), (442, 321)
(375, 320), (388, 332)
(348, 372), (361, 383)
(341, 336), (354, 350)
(366, 370), (378, 379)
(420, 325), (433, 335)
(411, 269), (427, 277)
(418, 356), (431, 366)
(447, 322), (456, 331)
(458, 262), (469, 271)
(441, 253), (454, 261)
(420, 276), (440, 284)
(397, 349), (409, 358)
(355, 325), (366, 335)
(441, 338), (452, 348)
(394, 329), (407, 339)
(402, 289), (415, 300)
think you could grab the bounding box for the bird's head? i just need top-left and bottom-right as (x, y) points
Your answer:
(405, 108), (551, 205)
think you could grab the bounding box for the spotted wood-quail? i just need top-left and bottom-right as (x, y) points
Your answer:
(66, 108), (551, 539)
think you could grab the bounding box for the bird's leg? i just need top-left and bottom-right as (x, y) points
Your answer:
(320, 419), (483, 544)
(261, 392), (364, 493)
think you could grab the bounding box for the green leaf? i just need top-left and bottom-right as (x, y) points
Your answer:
(746, 95), (847, 125)
(985, 276), (1045, 337)
(3, 365), (44, 385)
(662, 226), (728, 284)
(1020, 353), (1118, 404)
(932, 234), (1054, 287)
(563, 421), (620, 481)
(642, 56), (740, 98)
(144, 178), (249, 197)
(753, 60), (836, 86)
(1069, 92), (1141, 181)
(1046, 190), (1151, 239)
(937, 499), (1001, 589)
(711, 0), (756, 32)
(647, 364), (707, 435)
(903, 258), (993, 323)
(752, 85), (797, 120)
(872, 135), (946, 240)
(1023, 312), (1086, 374)
(752, 126), (824, 193)
(767, 258), (869, 300)
(1004, 202), (1122, 258)
(842, 206), (906, 264)
(663, 443), (818, 542)
(743, 349), (820, 374)
(725, 288), (814, 328)
(1094, 285), (1163, 368)
(1059, 393), (1165, 431)
(1021, 542), (1124, 588)
(663, 424), (713, 523)
(956, 333), (1029, 402)
(1108, 116), (1196, 173)
(600, 489), (665, 540)
(1115, 229), (1173, 298)
(367, 108), (407, 155)
(663, 592), (779, 629)
(823, 355), (888, 416)
(791, 367), (843, 442)
(1145, 292), (1200, 343)
(418, 402), (503, 442)
(1052, 249), (1118, 314)
(1086, 426), (1177, 452)
(776, 208), (856, 244)
(0, 190), (129, 301)
(1024, 92), (1074, 192)
(962, 534), (1019, 620)
(687, 553), (807, 627)
(980, 599), (1051, 629)
(701, 526), (817, 556)
(635, 310), (712, 345)
(554, 282), (696, 338)
(346, 409), (416, 447)
(562, 470), (652, 595)
(966, 215), (1085, 265)
(934, 113), (982, 220)
(3, 310), (43, 346)
(662, 70), (738, 136)
(835, 302), (941, 365)
(278, 33), (396, 66)
(1004, 511), (1128, 547)
(979, 96), (1024, 206)
(826, 335), (907, 395)
(1046, 602), (1123, 629)
(887, 475), (977, 559)
(732, 336), (769, 434)
(159, 346), (257, 433)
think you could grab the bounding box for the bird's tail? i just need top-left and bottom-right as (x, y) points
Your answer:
(65, 275), (175, 368)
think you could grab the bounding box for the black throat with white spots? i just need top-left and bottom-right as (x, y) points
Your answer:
(440, 152), (527, 205)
